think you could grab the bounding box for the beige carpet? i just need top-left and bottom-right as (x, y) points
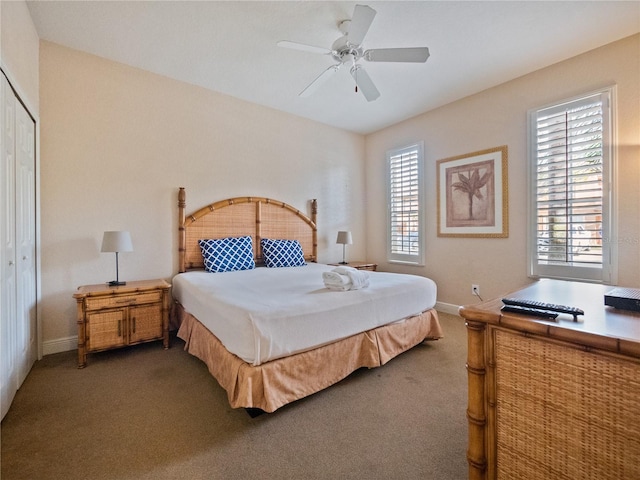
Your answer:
(1, 312), (468, 480)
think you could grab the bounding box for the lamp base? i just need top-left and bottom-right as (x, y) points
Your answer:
(339, 261), (348, 264)
(107, 280), (126, 286)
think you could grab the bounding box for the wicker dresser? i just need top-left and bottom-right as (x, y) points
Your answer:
(459, 279), (640, 480)
(74, 279), (171, 368)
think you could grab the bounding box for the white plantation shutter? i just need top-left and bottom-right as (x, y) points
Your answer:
(387, 143), (424, 264)
(529, 89), (616, 282)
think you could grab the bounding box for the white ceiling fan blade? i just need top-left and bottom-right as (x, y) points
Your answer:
(364, 47), (430, 63)
(347, 5), (376, 46)
(299, 64), (341, 97)
(350, 65), (380, 102)
(277, 40), (332, 55)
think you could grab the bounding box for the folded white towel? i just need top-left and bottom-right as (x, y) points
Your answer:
(322, 271), (352, 291)
(332, 266), (370, 289)
(323, 266), (370, 291)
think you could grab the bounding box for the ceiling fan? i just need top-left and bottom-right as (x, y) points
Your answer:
(277, 4), (430, 102)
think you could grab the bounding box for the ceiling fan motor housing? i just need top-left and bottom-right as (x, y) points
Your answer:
(331, 36), (364, 64)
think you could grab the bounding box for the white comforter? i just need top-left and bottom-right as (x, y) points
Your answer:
(172, 263), (437, 365)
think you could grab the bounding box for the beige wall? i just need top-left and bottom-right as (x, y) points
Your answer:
(39, 33), (640, 350)
(39, 41), (365, 349)
(1, 0), (39, 114)
(366, 34), (640, 307)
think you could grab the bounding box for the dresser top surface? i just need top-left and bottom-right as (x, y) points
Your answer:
(460, 279), (640, 349)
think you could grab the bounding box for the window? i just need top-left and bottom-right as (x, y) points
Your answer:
(528, 88), (616, 283)
(387, 142), (424, 265)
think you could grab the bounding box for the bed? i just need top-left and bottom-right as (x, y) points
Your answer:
(173, 187), (442, 413)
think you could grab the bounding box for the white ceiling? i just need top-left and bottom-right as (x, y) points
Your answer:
(26, 1), (640, 135)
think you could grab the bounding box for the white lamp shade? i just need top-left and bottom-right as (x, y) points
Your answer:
(336, 231), (353, 245)
(101, 231), (133, 253)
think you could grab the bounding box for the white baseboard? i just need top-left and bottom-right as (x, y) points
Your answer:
(435, 301), (461, 316)
(42, 336), (77, 356)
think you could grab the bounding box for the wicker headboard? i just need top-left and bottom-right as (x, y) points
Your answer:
(178, 187), (317, 272)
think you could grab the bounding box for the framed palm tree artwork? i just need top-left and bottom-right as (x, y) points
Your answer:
(437, 145), (508, 237)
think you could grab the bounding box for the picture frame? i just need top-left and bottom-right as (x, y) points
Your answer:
(437, 145), (508, 238)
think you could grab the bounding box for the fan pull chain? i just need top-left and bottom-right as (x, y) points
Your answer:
(354, 66), (358, 93)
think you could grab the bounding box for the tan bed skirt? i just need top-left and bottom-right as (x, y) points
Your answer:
(175, 305), (443, 413)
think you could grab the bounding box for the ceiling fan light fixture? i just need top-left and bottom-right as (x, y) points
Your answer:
(342, 53), (356, 65)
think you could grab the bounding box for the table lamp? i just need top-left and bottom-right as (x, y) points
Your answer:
(336, 231), (353, 264)
(101, 231), (133, 286)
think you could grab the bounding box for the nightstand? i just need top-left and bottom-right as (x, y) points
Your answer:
(328, 261), (377, 271)
(73, 279), (171, 368)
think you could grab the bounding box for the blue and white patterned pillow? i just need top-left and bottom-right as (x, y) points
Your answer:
(198, 236), (255, 273)
(261, 238), (307, 268)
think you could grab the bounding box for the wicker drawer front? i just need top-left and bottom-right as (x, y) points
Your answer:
(494, 329), (640, 480)
(85, 291), (162, 311)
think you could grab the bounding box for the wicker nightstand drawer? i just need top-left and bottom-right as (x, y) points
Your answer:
(84, 291), (162, 311)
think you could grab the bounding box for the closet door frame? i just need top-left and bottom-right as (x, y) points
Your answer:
(1, 72), (19, 419)
(1, 68), (41, 420)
